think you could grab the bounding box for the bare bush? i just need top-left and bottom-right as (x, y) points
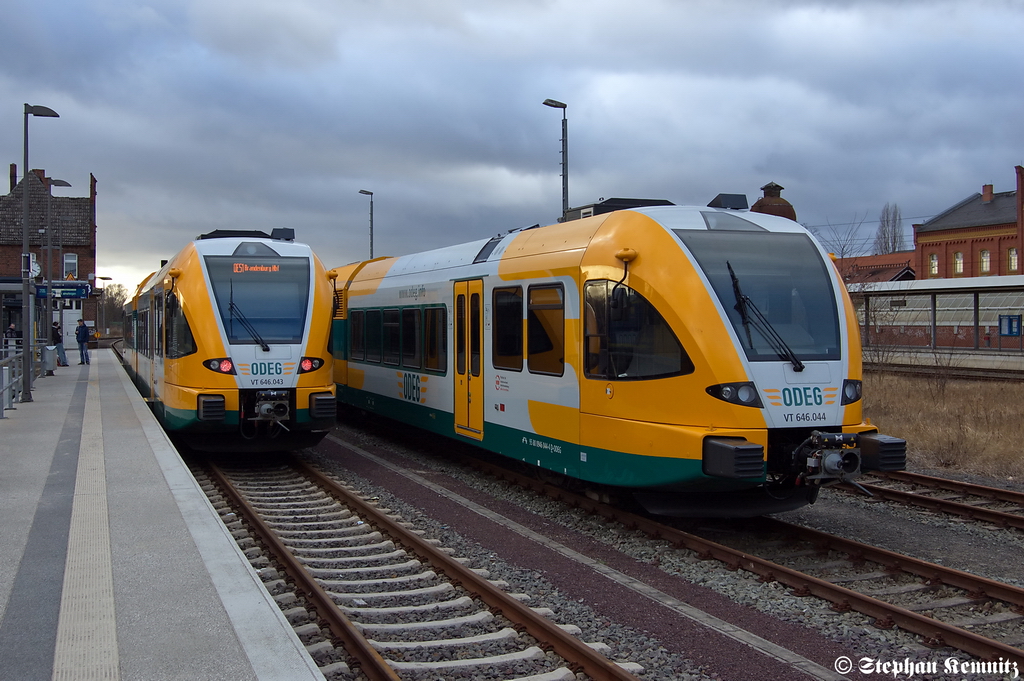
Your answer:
(863, 373), (1024, 480)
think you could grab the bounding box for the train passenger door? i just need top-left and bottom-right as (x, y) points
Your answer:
(454, 279), (484, 440)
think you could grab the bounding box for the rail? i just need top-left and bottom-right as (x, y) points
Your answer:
(204, 457), (641, 681)
(837, 471), (1024, 530)
(448, 451), (1024, 666)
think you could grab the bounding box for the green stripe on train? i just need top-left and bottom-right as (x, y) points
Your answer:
(336, 385), (753, 490)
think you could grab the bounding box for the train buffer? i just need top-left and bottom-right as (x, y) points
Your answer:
(0, 349), (325, 680)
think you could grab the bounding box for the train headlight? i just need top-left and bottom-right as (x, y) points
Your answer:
(204, 358), (236, 375)
(297, 357), (324, 373)
(840, 379), (862, 405)
(706, 382), (764, 408)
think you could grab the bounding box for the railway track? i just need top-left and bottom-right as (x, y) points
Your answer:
(864, 362), (1024, 382)
(434, 450), (1024, 667)
(836, 470), (1024, 531)
(194, 456), (643, 681)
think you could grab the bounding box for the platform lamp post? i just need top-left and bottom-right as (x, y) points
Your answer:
(21, 103), (60, 402)
(97, 276), (112, 337)
(542, 98), (568, 221)
(45, 178), (71, 346)
(358, 189), (374, 259)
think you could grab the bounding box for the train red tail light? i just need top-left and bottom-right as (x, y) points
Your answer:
(204, 358), (236, 375)
(297, 357), (324, 373)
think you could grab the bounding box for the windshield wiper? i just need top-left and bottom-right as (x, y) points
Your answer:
(727, 262), (804, 372)
(229, 281), (270, 352)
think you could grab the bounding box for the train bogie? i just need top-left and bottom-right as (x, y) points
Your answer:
(330, 205), (906, 517)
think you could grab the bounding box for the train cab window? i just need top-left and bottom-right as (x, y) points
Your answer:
(493, 287), (524, 371)
(383, 309), (401, 365)
(365, 309), (382, 363)
(424, 306), (447, 372)
(204, 255), (310, 345)
(584, 280), (693, 380)
(349, 310), (365, 361)
(527, 285), (564, 376)
(165, 290), (197, 359)
(676, 230), (840, 362)
(402, 308), (422, 369)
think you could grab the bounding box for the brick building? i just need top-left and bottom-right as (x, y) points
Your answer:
(912, 165), (1024, 279)
(1, 165), (98, 343)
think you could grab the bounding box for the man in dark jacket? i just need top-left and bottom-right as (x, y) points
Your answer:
(75, 319), (91, 365)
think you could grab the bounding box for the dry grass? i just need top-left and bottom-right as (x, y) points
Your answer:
(863, 373), (1024, 481)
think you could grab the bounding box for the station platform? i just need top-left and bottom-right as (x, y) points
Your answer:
(0, 349), (325, 681)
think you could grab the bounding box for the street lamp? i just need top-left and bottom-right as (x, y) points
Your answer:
(97, 276), (112, 337)
(358, 190), (374, 259)
(542, 98), (568, 221)
(21, 103), (60, 402)
(44, 178), (71, 349)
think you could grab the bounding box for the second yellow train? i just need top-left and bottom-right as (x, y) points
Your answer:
(327, 203), (906, 516)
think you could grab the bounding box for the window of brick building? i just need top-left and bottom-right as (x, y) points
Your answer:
(929, 253), (938, 276)
(1010, 248), (1019, 272)
(953, 252), (964, 275)
(63, 253), (78, 279)
(981, 249), (991, 274)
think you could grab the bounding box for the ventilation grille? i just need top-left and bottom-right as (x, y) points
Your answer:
(310, 393), (336, 419)
(197, 395), (226, 421)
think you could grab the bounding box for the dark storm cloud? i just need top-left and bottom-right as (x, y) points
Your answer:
(0, 0), (1022, 286)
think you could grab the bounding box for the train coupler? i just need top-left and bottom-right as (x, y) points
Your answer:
(796, 431), (861, 485)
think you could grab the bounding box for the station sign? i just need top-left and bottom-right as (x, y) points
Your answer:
(35, 282), (93, 299)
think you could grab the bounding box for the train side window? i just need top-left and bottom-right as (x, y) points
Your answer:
(402, 308), (422, 369)
(527, 284), (564, 376)
(349, 310), (365, 361)
(470, 292), (481, 377)
(365, 309), (382, 363)
(424, 306), (447, 373)
(584, 280), (694, 380)
(383, 309), (401, 365)
(456, 294), (466, 375)
(493, 287), (523, 371)
(138, 308), (149, 358)
(164, 290), (197, 359)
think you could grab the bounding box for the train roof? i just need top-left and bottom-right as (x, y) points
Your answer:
(338, 205), (812, 283)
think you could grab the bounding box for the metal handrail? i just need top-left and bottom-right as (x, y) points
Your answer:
(0, 347), (25, 417)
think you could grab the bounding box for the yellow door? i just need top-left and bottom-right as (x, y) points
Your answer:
(454, 280), (484, 439)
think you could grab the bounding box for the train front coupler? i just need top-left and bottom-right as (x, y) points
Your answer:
(793, 430), (907, 492)
(252, 389), (292, 431)
(794, 431), (861, 487)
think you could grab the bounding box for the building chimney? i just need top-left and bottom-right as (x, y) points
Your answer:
(982, 184), (994, 203)
(10, 163), (16, 192)
(750, 181), (797, 221)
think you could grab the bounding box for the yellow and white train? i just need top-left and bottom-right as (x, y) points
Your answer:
(121, 229), (336, 451)
(329, 204), (905, 516)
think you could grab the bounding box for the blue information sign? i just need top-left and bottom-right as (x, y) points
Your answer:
(35, 282), (92, 299)
(999, 314), (1021, 337)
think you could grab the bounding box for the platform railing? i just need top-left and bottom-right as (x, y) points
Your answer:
(1, 344), (25, 417)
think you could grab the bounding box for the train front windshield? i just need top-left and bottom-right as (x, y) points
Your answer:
(205, 255), (311, 345)
(675, 228), (841, 362)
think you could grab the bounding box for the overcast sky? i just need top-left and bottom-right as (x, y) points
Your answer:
(2, 0), (1022, 290)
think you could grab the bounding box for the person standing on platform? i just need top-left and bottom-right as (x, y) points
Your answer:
(52, 321), (68, 366)
(75, 318), (91, 365)
(3, 323), (18, 358)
